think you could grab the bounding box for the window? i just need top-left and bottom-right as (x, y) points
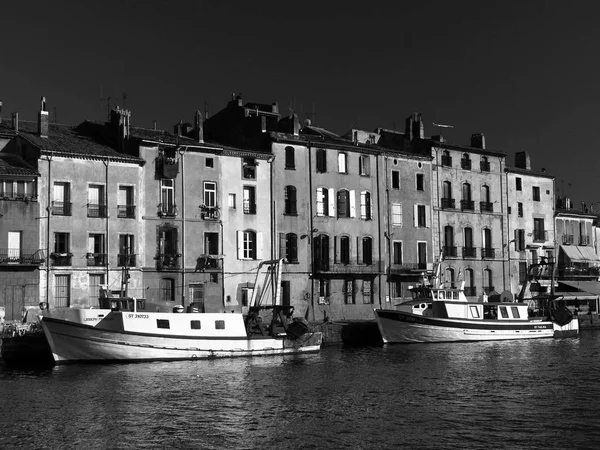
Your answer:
(238, 230), (258, 260)
(160, 179), (176, 216)
(337, 189), (355, 218)
(393, 241), (403, 264)
(204, 182), (217, 208)
(284, 186), (297, 215)
(87, 233), (106, 266)
(243, 186), (256, 214)
(316, 187), (331, 216)
(533, 218), (545, 242)
(391, 171), (400, 189)
(515, 229), (525, 251)
(511, 306), (521, 319)
(89, 274), (105, 308)
(285, 146), (295, 169)
(215, 320), (225, 329)
(191, 320), (201, 330)
(391, 203), (402, 226)
(480, 185), (492, 212)
(119, 234), (135, 267)
(228, 193), (236, 209)
(316, 149), (327, 173)
(359, 155), (370, 176)
(360, 191), (372, 220)
(414, 204), (428, 227)
(461, 183), (473, 210)
(444, 226), (455, 257)
(157, 319), (170, 329)
(318, 279), (330, 302)
(241, 287), (253, 307)
(88, 184), (106, 218)
(205, 157), (214, 168)
(204, 232), (219, 255)
(53, 232), (71, 266)
(158, 225), (179, 268)
(418, 242), (427, 269)
(516, 177), (522, 191)
(461, 153), (471, 170)
(314, 235), (330, 271)
(362, 237), (373, 265)
(482, 229), (494, 258)
(442, 181), (454, 208)
(362, 279), (373, 304)
(284, 233), (298, 263)
(441, 150), (452, 166)
(463, 227), (475, 257)
(445, 268), (455, 288)
(54, 274), (71, 307)
(344, 279), (355, 304)
(340, 236), (350, 264)
(242, 158), (256, 179)
(338, 152), (348, 173)
(480, 156), (490, 172)
(533, 186), (540, 201)
(517, 202), (523, 217)
(483, 269), (493, 293)
(117, 185), (135, 218)
(52, 182), (71, 215)
(416, 173), (424, 191)
(160, 278), (175, 302)
(465, 268), (475, 296)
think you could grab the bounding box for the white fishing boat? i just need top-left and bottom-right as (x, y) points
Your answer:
(40, 260), (322, 364)
(374, 259), (579, 344)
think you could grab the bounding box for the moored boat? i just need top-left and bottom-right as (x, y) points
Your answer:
(40, 260), (322, 364)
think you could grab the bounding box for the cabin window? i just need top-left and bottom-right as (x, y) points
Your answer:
(438, 291), (445, 300)
(470, 306), (480, 318)
(452, 291), (459, 299)
(215, 320), (225, 329)
(499, 307), (509, 319)
(157, 319), (170, 329)
(190, 320), (201, 330)
(511, 307), (520, 319)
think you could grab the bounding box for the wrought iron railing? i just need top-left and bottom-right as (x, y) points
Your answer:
(441, 155), (452, 167)
(462, 247), (477, 258)
(117, 205), (136, 218)
(481, 247), (496, 259)
(87, 203), (107, 218)
(443, 246), (458, 257)
(0, 249), (45, 265)
(480, 202), (493, 213)
(157, 253), (180, 269)
(50, 253), (72, 266)
(460, 200), (474, 211)
(118, 254), (137, 267)
(441, 198), (455, 209)
(52, 201), (72, 216)
(87, 253), (107, 266)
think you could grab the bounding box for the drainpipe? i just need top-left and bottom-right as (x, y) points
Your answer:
(220, 220), (225, 306)
(268, 154), (275, 260)
(499, 156), (506, 292)
(179, 146), (187, 307)
(376, 153), (382, 308)
(46, 153), (52, 308)
(385, 157), (391, 304)
(104, 158), (110, 289)
(308, 144), (315, 321)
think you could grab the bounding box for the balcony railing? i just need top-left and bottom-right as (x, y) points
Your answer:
(118, 253), (137, 267)
(52, 201), (72, 216)
(464, 286), (477, 296)
(200, 205), (220, 220)
(563, 234), (574, 245)
(481, 247), (496, 259)
(87, 253), (107, 266)
(390, 263), (421, 274)
(460, 200), (474, 211)
(441, 155), (452, 167)
(441, 198), (455, 209)
(579, 235), (590, 246)
(462, 246), (477, 258)
(443, 246), (458, 257)
(87, 204), (107, 218)
(558, 266), (600, 278)
(117, 205), (136, 218)
(480, 202), (493, 213)
(158, 203), (178, 217)
(195, 255), (221, 271)
(50, 253), (72, 266)
(480, 161), (490, 172)
(157, 253), (180, 270)
(533, 230), (548, 243)
(243, 200), (256, 215)
(0, 249), (45, 265)
(461, 159), (472, 170)
(0, 193), (37, 202)
(483, 286), (495, 294)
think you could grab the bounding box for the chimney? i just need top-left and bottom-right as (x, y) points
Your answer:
(153, 120), (157, 130)
(12, 112), (18, 132)
(292, 113), (300, 136)
(431, 135), (445, 143)
(38, 96), (49, 138)
(173, 120), (182, 136)
(515, 151), (531, 170)
(405, 115), (414, 141)
(471, 133), (485, 149)
(0, 100), (2, 124)
(194, 110), (204, 143)
(405, 112), (424, 141)
(110, 107), (130, 150)
(272, 102), (279, 114)
(261, 115), (267, 133)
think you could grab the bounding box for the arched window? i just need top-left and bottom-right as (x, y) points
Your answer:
(483, 268), (493, 293)
(461, 183), (473, 210)
(444, 225), (455, 256)
(445, 267), (455, 288)
(482, 228), (493, 258)
(362, 237), (373, 265)
(480, 156), (490, 172)
(284, 186), (297, 215)
(442, 150), (452, 167)
(338, 152), (347, 173)
(285, 233), (298, 263)
(481, 185), (492, 212)
(461, 153), (471, 170)
(465, 268), (475, 296)
(463, 227), (475, 257)
(340, 236), (350, 264)
(285, 146), (295, 169)
(442, 181), (453, 208)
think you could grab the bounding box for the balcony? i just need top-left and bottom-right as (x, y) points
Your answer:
(118, 253), (137, 267)
(464, 286), (477, 296)
(533, 230), (548, 243)
(50, 253), (72, 266)
(158, 203), (178, 218)
(156, 253), (180, 270)
(462, 246), (477, 258)
(117, 205), (136, 219)
(480, 161), (491, 172)
(483, 286), (495, 294)
(562, 234), (574, 245)
(243, 200), (256, 215)
(461, 158), (472, 170)
(87, 203), (107, 218)
(441, 155), (452, 167)
(481, 247), (496, 259)
(443, 246), (458, 257)
(480, 202), (493, 213)
(579, 235), (590, 246)
(558, 266), (600, 279)
(460, 200), (475, 211)
(0, 192), (37, 202)
(195, 254), (221, 271)
(327, 261), (381, 274)
(200, 205), (220, 220)
(390, 263), (421, 274)
(441, 198), (455, 209)
(87, 253), (107, 267)
(52, 201), (72, 216)
(0, 249), (45, 265)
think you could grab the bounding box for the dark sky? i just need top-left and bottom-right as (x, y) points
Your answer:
(2, 1), (599, 206)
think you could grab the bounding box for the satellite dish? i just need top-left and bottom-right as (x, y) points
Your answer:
(500, 290), (514, 303)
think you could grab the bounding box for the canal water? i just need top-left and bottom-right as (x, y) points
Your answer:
(2, 332), (600, 450)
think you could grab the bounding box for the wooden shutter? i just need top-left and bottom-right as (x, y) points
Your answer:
(328, 188), (335, 217)
(349, 190), (356, 218)
(257, 232), (263, 260)
(237, 231), (244, 259)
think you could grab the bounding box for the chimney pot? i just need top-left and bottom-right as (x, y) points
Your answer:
(0, 100), (3, 124)
(515, 151), (531, 170)
(38, 96), (49, 138)
(12, 112), (18, 132)
(194, 110), (204, 143)
(471, 133), (485, 149)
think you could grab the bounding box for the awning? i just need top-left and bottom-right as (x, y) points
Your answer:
(560, 245), (599, 263)
(560, 281), (600, 296)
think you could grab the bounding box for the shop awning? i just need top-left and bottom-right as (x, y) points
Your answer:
(560, 245), (599, 263)
(560, 281), (600, 296)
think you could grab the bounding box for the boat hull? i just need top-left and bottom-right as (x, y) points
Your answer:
(40, 317), (322, 364)
(374, 309), (577, 344)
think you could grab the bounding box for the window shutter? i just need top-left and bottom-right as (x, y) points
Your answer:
(425, 207), (431, 228)
(328, 188), (335, 217)
(256, 232), (264, 260)
(357, 236), (361, 264)
(334, 236), (338, 263)
(413, 205), (418, 227)
(350, 190), (356, 218)
(369, 193), (373, 220)
(237, 231), (244, 259)
(279, 233), (286, 261)
(360, 191), (366, 219)
(316, 188), (324, 216)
